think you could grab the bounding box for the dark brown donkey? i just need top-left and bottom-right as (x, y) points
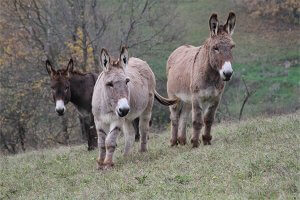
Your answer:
(166, 12), (236, 147)
(45, 59), (140, 150)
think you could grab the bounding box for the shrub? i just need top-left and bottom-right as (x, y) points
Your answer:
(236, 0), (300, 24)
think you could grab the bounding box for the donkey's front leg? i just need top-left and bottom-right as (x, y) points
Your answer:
(95, 122), (108, 170)
(123, 120), (135, 156)
(104, 124), (121, 168)
(203, 100), (219, 145)
(191, 96), (203, 148)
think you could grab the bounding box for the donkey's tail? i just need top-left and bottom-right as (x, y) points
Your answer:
(154, 90), (178, 106)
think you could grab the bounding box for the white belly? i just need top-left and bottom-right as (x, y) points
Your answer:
(176, 92), (192, 103)
(199, 87), (220, 102)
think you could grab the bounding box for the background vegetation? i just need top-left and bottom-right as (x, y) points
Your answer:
(0, 0), (299, 154)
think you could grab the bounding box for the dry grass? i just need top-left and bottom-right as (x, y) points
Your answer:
(1, 112), (299, 199)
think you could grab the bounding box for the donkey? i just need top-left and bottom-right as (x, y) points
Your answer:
(92, 47), (177, 169)
(166, 12), (236, 147)
(45, 59), (140, 150)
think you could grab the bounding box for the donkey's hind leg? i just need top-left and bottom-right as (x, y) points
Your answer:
(88, 114), (98, 151)
(191, 96), (203, 148)
(133, 118), (140, 142)
(139, 95), (154, 152)
(178, 103), (191, 145)
(203, 100), (219, 145)
(169, 101), (181, 146)
(123, 120), (136, 156)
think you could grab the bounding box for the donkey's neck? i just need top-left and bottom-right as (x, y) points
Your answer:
(69, 73), (95, 113)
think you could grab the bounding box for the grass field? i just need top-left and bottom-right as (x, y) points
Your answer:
(1, 112), (299, 199)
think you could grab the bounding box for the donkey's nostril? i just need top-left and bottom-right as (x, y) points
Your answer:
(56, 108), (65, 116)
(223, 71), (232, 78)
(118, 107), (129, 117)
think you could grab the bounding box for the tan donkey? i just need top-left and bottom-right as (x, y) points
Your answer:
(166, 12), (236, 147)
(92, 47), (176, 169)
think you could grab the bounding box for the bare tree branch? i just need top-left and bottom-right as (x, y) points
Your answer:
(239, 77), (255, 121)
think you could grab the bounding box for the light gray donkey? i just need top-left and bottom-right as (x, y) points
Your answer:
(92, 47), (177, 169)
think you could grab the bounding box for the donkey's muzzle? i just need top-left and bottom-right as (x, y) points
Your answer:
(56, 108), (65, 116)
(55, 100), (65, 116)
(117, 98), (130, 117)
(223, 71), (233, 81)
(117, 107), (130, 117)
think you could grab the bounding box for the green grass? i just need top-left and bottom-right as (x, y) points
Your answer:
(1, 112), (299, 199)
(220, 61), (300, 118)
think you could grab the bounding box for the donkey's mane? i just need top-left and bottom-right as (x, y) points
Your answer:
(71, 70), (88, 76)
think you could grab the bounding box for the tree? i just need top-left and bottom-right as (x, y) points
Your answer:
(0, 0), (183, 153)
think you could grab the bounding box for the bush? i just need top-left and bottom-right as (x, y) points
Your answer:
(236, 0), (300, 24)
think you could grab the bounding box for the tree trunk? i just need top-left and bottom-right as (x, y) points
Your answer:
(18, 122), (26, 152)
(87, 114), (98, 150)
(80, 0), (88, 72)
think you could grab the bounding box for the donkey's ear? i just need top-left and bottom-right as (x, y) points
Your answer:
(66, 58), (74, 72)
(100, 48), (110, 71)
(66, 58), (74, 78)
(120, 46), (129, 69)
(45, 60), (56, 76)
(209, 13), (219, 36)
(224, 12), (236, 35)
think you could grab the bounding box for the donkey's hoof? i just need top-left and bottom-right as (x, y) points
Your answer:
(135, 134), (140, 142)
(103, 164), (114, 170)
(178, 136), (186, 145)
(139, 149), (148, 153)
(96, 158), (105, 170)
(97, 164), (105, 170)
(191, 138), (200, 148)
(139, 146), (148, 153)
(97, 164), (114, 170)
(170, 138), (178, 147)
(88, 146), (96, 151)
(203, 140), (211, 145)
(202, 135), (212, 145)
(102, 162), (114, 170)
(96, 162), (105, 170)
(97, 160), (114, 170)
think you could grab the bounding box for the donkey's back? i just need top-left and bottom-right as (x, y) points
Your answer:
(125, 57), (156, 120)
(128, 57), (156, 90)
(167, 45), (201, 74)
(166, 45), (202, 99)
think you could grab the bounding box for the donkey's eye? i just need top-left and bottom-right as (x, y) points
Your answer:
(126, 78), (130, 84)
(213, 47), (219, 52)
(106, 82), (114, 87)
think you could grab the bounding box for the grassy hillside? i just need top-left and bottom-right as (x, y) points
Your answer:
(146, 0), (300, 122)
(1, 112), (299, 199)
